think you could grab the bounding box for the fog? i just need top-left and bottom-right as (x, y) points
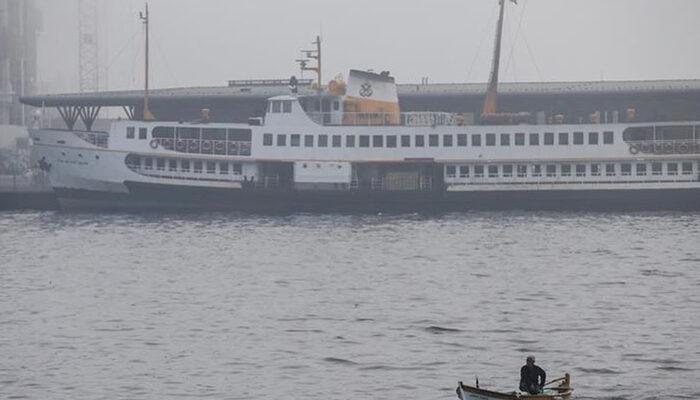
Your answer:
(34, 0), (700, 94)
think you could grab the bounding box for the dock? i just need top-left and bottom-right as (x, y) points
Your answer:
(0, 175), (58, 211)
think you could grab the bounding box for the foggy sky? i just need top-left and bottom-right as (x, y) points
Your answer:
(34, 0), (700, 94)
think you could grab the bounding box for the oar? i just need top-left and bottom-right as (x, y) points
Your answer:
(543, 377), (566, 387)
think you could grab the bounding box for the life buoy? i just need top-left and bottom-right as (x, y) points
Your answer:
(215, 141), (225, 153)
(679, 142), (690, 154)
(663, 142), (674, 154)
(202, 140), (213, 152)
(188, 141), (199, 152)
(640, 142), (652, 154)
(228, 142), (239, 155)
(149, 139), (159, 149)
(629, 144), (640, 155)
(176, 140), (186, 152)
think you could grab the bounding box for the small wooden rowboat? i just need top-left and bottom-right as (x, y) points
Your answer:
(457, 374), (573, 400)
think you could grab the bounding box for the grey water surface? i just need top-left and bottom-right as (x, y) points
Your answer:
(1, 211), (699, 400)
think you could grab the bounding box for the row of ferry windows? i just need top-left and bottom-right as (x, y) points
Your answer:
(262, 131), (615, 148)
(126, 127), (253, 141)
(129, 156), (243, 175)
(445, 162), (696, 179)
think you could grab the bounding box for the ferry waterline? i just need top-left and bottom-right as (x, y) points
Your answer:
(28, 2), (700, 212)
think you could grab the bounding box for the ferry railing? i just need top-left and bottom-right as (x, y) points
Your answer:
(450, 173), (700, 186)
(150, 138), (252, 156)
(73, 131), (109, 148)
(626, 139), (700, 155)
(305, 111), (465, 127)
(126, 164), (244, 183)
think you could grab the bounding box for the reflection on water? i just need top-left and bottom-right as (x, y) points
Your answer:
(1, 211), (699, 400)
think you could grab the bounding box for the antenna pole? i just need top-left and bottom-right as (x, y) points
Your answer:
(482, 0), (508, 116)
(140, 3), (154, 120)
(316, 35), (322, 90)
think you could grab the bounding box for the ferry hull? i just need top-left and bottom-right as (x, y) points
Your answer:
(53, 182), (700, 212)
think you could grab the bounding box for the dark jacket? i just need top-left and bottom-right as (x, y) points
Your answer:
(520, 364), (546, 388)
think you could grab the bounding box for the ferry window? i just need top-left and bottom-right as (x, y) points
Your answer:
(546, 165), (556, 177)
(558, 132), (569, 145)
(573, 132), (584, 145)
(169, 159), (177, 172)
(667, 163), (678, 176)
(517, 165), (527, 177)
(500, 134), (510, 146)
(333, 101), (340, 111)
(232, 164), (242, 175)
(472, 134), (482, 147)
(529, 133), (539, 146)
(561, 164), (571, 177)
(207, 162), (216, 174)
(503, 165), (513, 177)
(346, 135), (356, 147)
(488, 165), (499, 178)
(263, 134), (273, 146)
(139, 128), (148, 140)
(474, 165), (485, 178)
(291, 134), (300, 147)
(591, 164), (601, 177)
(304, 135), (314, 147)
(387, 135), (397, 148)
(603, 131), (614, 144)
(589, 132), (599, 145)
(202, 128), (226, 141)
(373, 135), (384, 147)
(429, 134), (439, 147)
(194, 161), (203, 173)
(636, 163), (647, 176)
(657, 126), (693, 140)
(228, 129), (252, 142)
(623, 126), (654, 141)
(332, 135), (342, 147)
(271, 101), (282, 113)
(532, 164), (542, 177)
(544, 132), (554, 145)
(359, 135), (370, 148)
(282, 100), (292, 113)
(177, 127), (200, 140)
(277, 134), (287, 146)
(652, 162), (663, 176)
(486, 134), (496, 146)
(682, 162), (693, 175)
(457, 134), (468, 147)
(401, 135), (411, 147)
(145, 157), (153, 170)
(220, 162), (229, 175)
(443, 135), (453, 147)
(156, 158), (166, 171)
(153, 127), (175, 138)
(126, 155), (141, 168)
(515, 133), (525, 146)
(415, 135), (425, 147)
(446, 166), (457, 178)
(127, 127), (135, 139)
(318, 135), (329, 147)
(576, 164), (586, 177)
(459, 166), (470, 178)
(605, 164), (616, 176)
(621, 163), (632, 176)
(181, 160), (190, 172)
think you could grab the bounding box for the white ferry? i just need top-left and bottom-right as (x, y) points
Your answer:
(28, 2), (700, 211)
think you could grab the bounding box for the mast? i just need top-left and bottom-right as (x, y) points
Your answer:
(299, 35), (323, 93)
(139, 3), (155, 121)
(482, 0), (510, 116)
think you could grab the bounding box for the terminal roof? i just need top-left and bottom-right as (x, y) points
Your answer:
(20, 79), (700, 107)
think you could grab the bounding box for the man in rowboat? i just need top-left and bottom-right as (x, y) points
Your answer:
(520, 355), (546, 395)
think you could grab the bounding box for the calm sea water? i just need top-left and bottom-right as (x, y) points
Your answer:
(1, 211), (699, 400)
